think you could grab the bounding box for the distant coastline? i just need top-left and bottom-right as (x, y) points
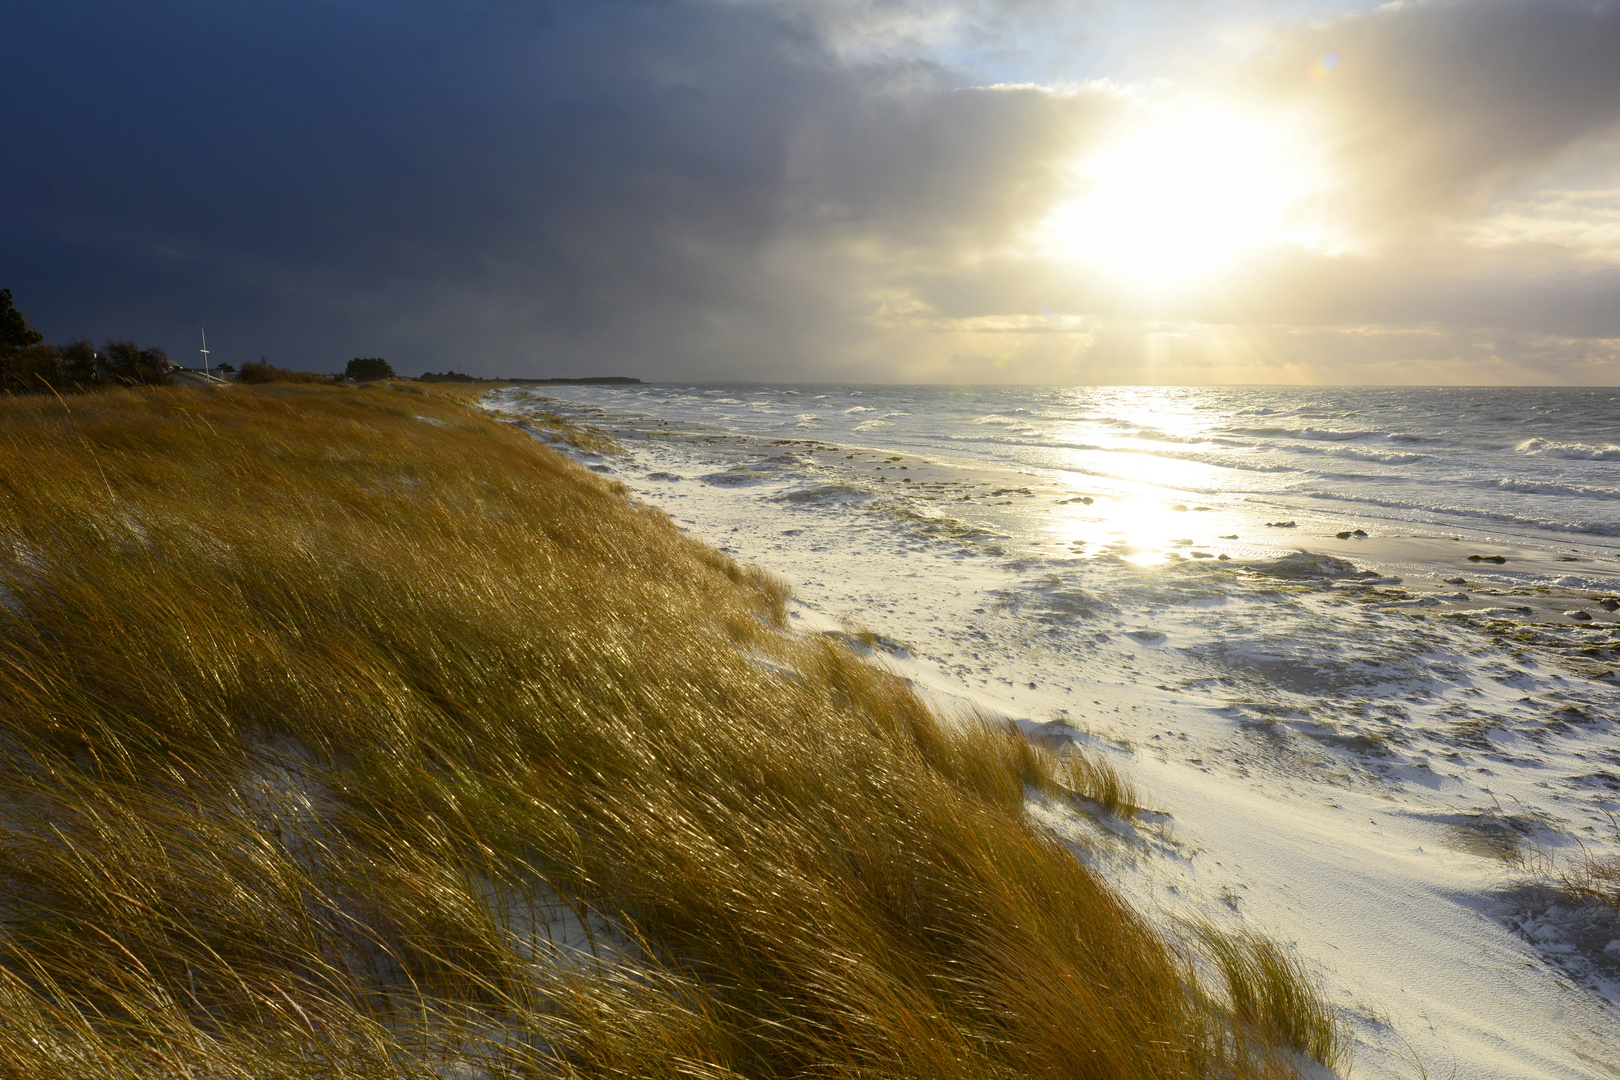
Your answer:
(417, 372), (641, 385)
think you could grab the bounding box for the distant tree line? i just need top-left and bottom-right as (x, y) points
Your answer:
(0, 290), (174, 393)
(240, 359), (332, 384)
(417, 372), (643, 384)
(2, 290), (624, 392)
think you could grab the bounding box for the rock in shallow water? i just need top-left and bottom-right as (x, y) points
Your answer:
(1250, 551), (1373, 580)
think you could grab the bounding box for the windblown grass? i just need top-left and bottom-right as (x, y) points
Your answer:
(1191, 923), (1349, 1072)
(0, 382), (1340, 1078)
(1052, 742), (1141, 817)
(1561, 845), (1620, 908)
(1520, 809), (1620, 910)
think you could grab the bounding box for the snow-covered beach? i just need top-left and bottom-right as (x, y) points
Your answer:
(489, 383), (1620, 1079)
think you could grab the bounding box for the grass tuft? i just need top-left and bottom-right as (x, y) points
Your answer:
(1051, 743), (1141, 817)
(1518, 809), (1620, 909)
(1191, 922), (1350, 1073)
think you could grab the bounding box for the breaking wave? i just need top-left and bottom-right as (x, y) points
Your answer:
(1516, 438), (1620, 461)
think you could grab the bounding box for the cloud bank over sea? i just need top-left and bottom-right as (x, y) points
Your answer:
(4, 0), (1620, 382)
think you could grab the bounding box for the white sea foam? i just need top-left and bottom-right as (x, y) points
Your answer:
(1518, 437), (1620, 460)
(1494, 477), (1620, 500)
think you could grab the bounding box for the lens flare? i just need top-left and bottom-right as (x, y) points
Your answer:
(1311, 51), (1340, 81)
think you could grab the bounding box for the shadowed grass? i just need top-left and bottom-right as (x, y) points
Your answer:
(0, 382), (1340, 1078)
(1519, 809), (1620, 910)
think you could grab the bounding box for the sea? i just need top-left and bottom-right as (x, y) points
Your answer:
(485, 383), (1620, 1080)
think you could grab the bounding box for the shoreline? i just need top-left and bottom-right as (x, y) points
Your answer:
(488, 384), (1620, 1079)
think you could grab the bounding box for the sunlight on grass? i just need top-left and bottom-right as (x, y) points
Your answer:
(0, 381), (1341, 1078)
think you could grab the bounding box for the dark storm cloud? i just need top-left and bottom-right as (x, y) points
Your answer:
(0, 0), (1102, 376)
(3, 1), (823, 372)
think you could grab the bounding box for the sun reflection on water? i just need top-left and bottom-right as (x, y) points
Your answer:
(1044, 389), (1230, 566)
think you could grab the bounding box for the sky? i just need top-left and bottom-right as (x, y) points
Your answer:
(4, 0), (1620, 384)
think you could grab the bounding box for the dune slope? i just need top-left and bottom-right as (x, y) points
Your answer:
(0, 383), (1335, 1079)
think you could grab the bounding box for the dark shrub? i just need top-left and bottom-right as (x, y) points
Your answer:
(238, 359), (331, 384)
(0, 315), (177, 393)
(0, 343), (61, 392)
(346, 357), (394, 381)
(101, 340), (173, 386)
(57, 339), (98, 386)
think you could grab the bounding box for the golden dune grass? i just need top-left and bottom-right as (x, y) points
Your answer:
(0, 382), (1342, 1078)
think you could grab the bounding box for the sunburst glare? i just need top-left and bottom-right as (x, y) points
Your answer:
(1041, 105), (1327, 288)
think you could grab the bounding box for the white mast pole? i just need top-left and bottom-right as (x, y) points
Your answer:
(200, 327), (210, 375)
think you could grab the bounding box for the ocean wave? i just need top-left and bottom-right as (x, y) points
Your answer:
(1303, 491), (1620, 537)
(1114, 427), (1224, 446)
(941, 429), (1044, 447)
(1225, 426), (1380, 442)
(845, 406), (877, 414)
(1334, 450), (1427, 465)
(1516, 438), (1620, 460)
(1492, 478), (1620, 500)
(999, 437), (1304, 474)
(1277, 445), (1431, 466)
(1223, 426), (1445, 447)
(1206, 461), (1303, 474)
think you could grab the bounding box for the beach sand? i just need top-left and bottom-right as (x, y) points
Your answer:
(491, 388), (1620, 1080)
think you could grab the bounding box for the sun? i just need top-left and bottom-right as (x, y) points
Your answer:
(1042, 106), (1321, 288)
